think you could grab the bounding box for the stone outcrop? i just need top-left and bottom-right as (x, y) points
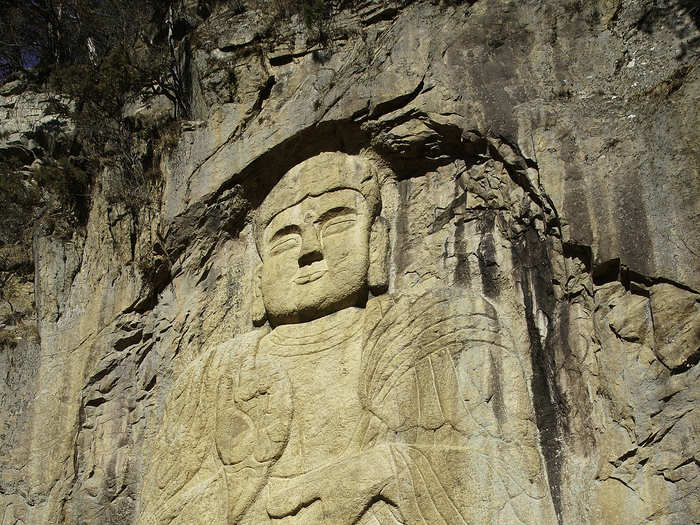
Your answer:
(0, 0), (698, 523)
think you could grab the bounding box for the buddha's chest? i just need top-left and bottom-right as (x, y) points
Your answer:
(262, 334), (365, 476)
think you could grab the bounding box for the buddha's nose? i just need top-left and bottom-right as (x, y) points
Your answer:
(298, 227), (323, 267)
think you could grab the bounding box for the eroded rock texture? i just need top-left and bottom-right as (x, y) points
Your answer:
(1, 0), (698, 524)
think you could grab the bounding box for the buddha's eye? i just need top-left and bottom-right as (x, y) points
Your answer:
(322, 215), (356, 237)
(269, 235), (299, 255)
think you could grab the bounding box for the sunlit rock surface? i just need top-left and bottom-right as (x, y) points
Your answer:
(0, 1), (698, 523)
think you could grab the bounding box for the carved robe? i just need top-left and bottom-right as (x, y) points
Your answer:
(138, 290), (557, 524)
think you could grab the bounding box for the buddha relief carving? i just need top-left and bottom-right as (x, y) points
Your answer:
(252, 153), (388, 326)
(138, 152), (558, 524)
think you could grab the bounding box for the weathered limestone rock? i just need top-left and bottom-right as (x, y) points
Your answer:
(0, 1), (698, 524)
(649, 283), (700, 371)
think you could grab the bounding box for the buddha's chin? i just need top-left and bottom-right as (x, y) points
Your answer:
(266, 282), (368, 326)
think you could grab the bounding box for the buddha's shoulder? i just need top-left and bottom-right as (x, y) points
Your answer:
(366, 288), (505, 321)
(171, 327), (270, 391)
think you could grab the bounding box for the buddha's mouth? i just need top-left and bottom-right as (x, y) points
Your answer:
(293, 269), (327, 284)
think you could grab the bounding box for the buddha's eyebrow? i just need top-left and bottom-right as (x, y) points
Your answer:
(269, 224), (301, 242)
(316, 206), (356, 223)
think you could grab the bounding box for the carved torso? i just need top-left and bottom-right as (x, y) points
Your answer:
(260, 307), (366, 478)
(140, 292), (559, 525)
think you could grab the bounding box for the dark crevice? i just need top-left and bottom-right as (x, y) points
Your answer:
(423, 118), (472, 160)
(269, 44), (336, 66)
(196, 265), (211, 286)
(593, 261), (699, 295)
(592, 259), (621, 286)
(252, 75), (276, 113)
(513, 228), (567, 524)
(129, 223), (137, 262)
(128, 259), (173, 314)
(219, 37), (261, 54)
(670, 348), (700, 375)
(134, 341), (155, 369)
(661, 390), (681, 404)
(461, 132), (490, 160)
(367, 77), (425, 120)
(269, 53), (295, 66)
(650, 275), (699, 295)
(84, 396), (108, 408)
(114, 330), (143, 352)
(86, 359), (120, 386)
(350, 103), (370, 121)
(619, 265), (699, 296)
(640, 419), (678, 447)
(143, 375), (156, 392)
(673, 457), (699, 470)
(431, 193), (467, 234)
(608, 475), (638, 494)
(611, 447), (638, 467)
(361, 7), (398, 26)
(563, 242), (593, 273)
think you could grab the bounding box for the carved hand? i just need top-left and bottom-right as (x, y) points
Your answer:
(266, 444), (397, 524)
(215, 352), (292, 466)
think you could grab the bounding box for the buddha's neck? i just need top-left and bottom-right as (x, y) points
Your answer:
(264, 307), (363, 356)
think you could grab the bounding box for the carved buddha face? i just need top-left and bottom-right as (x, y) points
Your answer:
(258, 188), (371, 324)
(253, 152), (388, 326)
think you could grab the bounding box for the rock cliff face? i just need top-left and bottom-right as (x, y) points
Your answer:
(0, 1), (698, 523)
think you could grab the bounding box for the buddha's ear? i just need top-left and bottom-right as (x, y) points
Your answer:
(252, 263), (267, 326)
(369, 216), (389, 295)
